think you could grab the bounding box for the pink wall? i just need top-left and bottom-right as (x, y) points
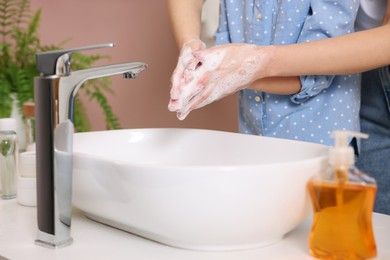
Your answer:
(31, 0), (238, 132)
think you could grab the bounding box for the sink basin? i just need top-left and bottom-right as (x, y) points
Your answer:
(72, 128), (328, 251)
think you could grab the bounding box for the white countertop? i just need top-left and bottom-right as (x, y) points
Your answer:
(0, 199), (389, 260)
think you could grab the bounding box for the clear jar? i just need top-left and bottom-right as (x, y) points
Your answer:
(0, 118), (18, 199)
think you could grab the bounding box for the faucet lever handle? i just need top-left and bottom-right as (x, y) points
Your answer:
(36, 43), (115, 77)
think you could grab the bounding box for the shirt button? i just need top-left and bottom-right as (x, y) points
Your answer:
(255, 96), (261, 102)
(256, 13), (263, 20)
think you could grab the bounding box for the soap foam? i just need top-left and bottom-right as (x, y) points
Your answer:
(170, 44), (269, 120)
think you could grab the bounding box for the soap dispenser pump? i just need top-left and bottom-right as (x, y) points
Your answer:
(307, 130), (377, 259)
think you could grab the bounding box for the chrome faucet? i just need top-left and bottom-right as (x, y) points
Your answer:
(34, 43), (147, 248)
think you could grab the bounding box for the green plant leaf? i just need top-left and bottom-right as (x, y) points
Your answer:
(0, 0), (120, 132)
(0, 72), (12, 117)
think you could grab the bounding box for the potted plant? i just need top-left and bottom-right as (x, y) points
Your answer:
(0, 0), (120, 133)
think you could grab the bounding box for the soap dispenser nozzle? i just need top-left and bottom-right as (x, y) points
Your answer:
(329, 130), (368, 169)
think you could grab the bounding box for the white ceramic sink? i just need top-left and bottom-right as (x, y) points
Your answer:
(72, 128), (328, 251)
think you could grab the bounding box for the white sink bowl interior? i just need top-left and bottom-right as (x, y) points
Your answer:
(72, 128), (328, 251)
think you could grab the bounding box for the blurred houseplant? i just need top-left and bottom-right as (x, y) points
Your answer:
(0, 0), (120, 132)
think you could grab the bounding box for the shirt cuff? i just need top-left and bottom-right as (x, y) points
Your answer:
(290, 75), (335, 104)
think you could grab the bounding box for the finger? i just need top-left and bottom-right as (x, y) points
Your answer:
(170, 68), (197, 108)
(170, 67), (185, 100)
(196, 71), (212, 85)
(179, 85), (213, 118)
(171, 66), (184, 87)
(180, 70), (211, 108)
(170, 76), (204, 114)
(171, 65), (211, 111)
(186, 58), (202, 71)
(168, 98), (181, 112)
(176, 109), (191, 120)
(171, 53), (202, 100)
(175, 72), (213, 119)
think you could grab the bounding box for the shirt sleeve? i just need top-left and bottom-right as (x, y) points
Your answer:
(290, 0), (360, 104)
(215, 0), (231, 45)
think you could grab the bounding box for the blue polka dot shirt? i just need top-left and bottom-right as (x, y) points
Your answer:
(215, 0), (361, 146)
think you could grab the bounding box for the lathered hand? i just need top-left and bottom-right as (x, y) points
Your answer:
(168, 43), (267, 120)
(169, 39), (206, 112)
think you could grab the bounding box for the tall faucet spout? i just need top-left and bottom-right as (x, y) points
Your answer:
(34, 44), (147, 248)
(60, 62), (147, 123)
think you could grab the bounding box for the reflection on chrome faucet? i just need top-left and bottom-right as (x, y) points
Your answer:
(34, 43), (147, 248)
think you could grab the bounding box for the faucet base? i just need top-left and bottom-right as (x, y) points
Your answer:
(35, 238), (73, 249)
(35, 230), (73, 249)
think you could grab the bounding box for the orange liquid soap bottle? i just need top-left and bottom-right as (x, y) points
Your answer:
(307, 130), (377, 259)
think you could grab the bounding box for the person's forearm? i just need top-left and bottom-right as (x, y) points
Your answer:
(250, 23), (390, 94)
(249, 76), (301, 94)
(167, 0), (204, 49)
(252, 3), (390, 92)
(263, 23), (390, 77)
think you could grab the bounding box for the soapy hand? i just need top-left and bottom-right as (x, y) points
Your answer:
(170, 38), (206, 102)
(168, 43), (267, 120)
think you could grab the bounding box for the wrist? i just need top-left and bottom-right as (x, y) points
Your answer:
(253, 45), (277, 79)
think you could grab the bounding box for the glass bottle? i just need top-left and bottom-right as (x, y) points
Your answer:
(0, 118), (18, 199)
(307, 131), (377, 259)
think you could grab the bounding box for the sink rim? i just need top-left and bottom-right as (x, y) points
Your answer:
(73, 127), (328, 169)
